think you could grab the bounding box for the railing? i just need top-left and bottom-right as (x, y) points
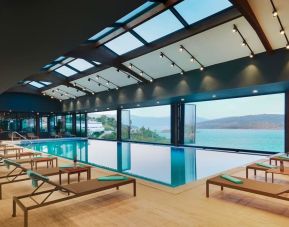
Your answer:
(11, 131), (33, 145)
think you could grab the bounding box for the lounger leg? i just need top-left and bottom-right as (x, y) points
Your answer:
(12, 199), (16, 217)
(269, 159), (272, 165)
(246, 168), (248, 178)
(206, 182), (209, 198)
(221, 186), (223, 191)
(116, 186), (119, 190)
(24, 210), (28, 227)
(78, 173), (80, 182)
(254, 169), (256, 176)
(133, 181), (136, 197)
(265, 172), (267, 182)
(0, 184), (2, 200)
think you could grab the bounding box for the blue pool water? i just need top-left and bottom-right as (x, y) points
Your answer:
(21, 139), (265, 187)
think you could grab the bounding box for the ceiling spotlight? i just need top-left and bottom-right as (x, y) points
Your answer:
(249, 53), (254, 58)
(286, 43), (289, 49)
(179, 45), (183, 52)
(106, 81), (109, 85)
(92, 92), (95, 95)
(88, 78), (91, 82)
(73, 83), (76, 86)
(82, 88), (86, 91)
(59, 100), (62, 102)
(200, 66), (204, 71)
(140, 71), (143, 76)
(129, 64), (132, 69)
(241, 41), (246, 46)
(280, 29), (285, 35)
(171, 62), (175, 67)
(190, 57), (195, 63)
(52, 90), (55, 93)
(272, 10), (278, 17)
(98, 83), (101, 86)
(127, 75), (131, 79)
(232, 27), (237, 33)
(76, 89), (79, 92)
(96, 75), (100, 79)
(43, 93), (46, 96)
(116, 87), (119, 90)
(180, 71), (184, 75)
(149, 79), (153, 82)
(160, 53), (164, 58)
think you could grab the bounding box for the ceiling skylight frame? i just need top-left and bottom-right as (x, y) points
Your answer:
(68, 58), (94, 72)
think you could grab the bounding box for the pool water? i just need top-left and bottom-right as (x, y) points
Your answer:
(21, 139), (264, 187)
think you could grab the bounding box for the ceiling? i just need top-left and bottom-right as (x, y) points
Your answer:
(0, 0), (146, 93)
(3, 0), (289, 102)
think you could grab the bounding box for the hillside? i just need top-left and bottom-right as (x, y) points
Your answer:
(197, 114), (284, 129)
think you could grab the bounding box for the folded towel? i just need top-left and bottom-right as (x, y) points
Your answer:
(3, 159), (21, 169)
(255, 162), (276, 169)
(97, 176), (129, 181)
(220, 174), (243, 184)
(27, 170), (49, 188)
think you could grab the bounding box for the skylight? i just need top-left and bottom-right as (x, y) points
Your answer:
(174, 0), (232, 25)
(68, 58), (94, 71)
(88, 27), (115, 41)
(42, 64), (52, 69)
(133, 10), (184, 43)
(116, 2), (156, 23)
(104, 32), (144, 55)
(54, 56), (66, 62)
(29, 81), (45, 88)
(55, 66), (78, 77)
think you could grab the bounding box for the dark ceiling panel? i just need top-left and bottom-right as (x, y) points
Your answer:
(0, 0), (146, 93)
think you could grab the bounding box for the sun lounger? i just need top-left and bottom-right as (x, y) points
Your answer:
(0, 159), (61, 200)
(206, 175), (289, 204)
(12, 172), (136, 227)
(0, 151), (40, 161)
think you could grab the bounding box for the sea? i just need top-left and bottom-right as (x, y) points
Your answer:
(160, 129), (284, 153)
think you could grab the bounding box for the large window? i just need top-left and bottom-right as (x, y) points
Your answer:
(21, 118), (35, 133)
(40, 117), (48, 133)
(185, 94), (285, 153)
(65, 114), (73, 133)
(76, 113), (86, 137)
(87, 111), (117, 140)
(122, 105), (171, 144)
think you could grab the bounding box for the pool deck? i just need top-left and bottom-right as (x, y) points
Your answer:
(1, 155), (289, 227)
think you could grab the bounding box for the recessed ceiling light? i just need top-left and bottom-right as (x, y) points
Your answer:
(156, 101), (160, 104)
(200, 66), (204, 71)
(137, 104), (140, 107)
(212, 94), (217, 98)
(252, 89), (258, 94)
(107, 108), (110, 110)
(181, 98), (185, 101)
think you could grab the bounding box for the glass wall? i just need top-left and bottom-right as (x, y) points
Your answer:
(121, 105), (171, 144)
(185, 93), (285, 153)
(40, 116), (48, 132)
(87, 111), (117, 140)
(65, 115), (73, 133)
(76, 113), (86, 137)
(21, 118), (36, 133)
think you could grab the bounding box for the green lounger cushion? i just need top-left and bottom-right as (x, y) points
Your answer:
(278, 155), (289, 160)
(220, 174), (243, 184)
(59, 164), (74, 168)
(27, 170), (49, 188)
(3, 159), (21, 169)
(97, 176), (129, 181)
(255, 162), (276, 168)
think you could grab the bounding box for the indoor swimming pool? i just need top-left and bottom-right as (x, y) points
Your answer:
(21, 139), (265, 187)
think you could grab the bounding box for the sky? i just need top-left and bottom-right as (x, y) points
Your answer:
(191, 93), (285, 120)
(128, 105), (171, 117)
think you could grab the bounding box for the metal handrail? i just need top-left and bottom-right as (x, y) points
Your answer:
(11, 131), (33, 145)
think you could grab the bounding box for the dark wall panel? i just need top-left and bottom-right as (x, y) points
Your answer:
(0, 93), (61, 113)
